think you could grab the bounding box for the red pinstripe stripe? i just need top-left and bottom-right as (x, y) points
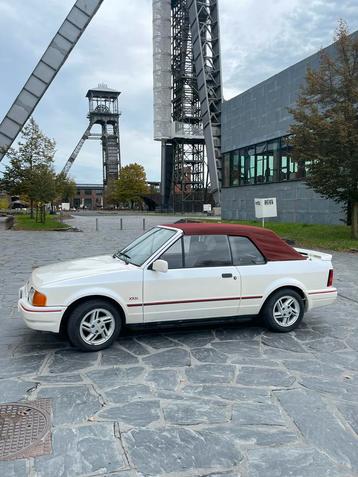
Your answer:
(127, 295), (262, 308)
(20, 303), (63, 313)
(308, 290), (337, 295)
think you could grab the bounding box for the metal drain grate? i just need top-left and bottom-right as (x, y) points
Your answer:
(0, 399), (52, 461)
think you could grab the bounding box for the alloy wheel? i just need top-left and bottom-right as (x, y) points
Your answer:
(272, 295), (301, 327)
(79, 308), (115, 346)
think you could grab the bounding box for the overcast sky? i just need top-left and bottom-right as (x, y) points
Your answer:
(0, 0), (358, 183)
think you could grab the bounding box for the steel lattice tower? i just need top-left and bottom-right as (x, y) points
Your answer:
(62, 85), (121, 185)
(153, 0), (222, 211)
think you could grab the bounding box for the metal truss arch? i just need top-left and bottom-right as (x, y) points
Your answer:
(0, 0), (104, 161)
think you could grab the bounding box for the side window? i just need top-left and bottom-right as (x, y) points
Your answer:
(160, 238), (184, 269)
(229, 236), (265, 266)
(183, 235), (232, 268)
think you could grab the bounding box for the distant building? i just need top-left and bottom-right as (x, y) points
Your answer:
(72, 181), (161, 210)
(147, 181), (160, 194)
(71, 184), (104, 210)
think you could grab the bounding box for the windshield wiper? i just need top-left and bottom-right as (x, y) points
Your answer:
(113, 251), (131, 263)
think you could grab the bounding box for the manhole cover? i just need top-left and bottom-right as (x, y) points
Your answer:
(0, 399), (52, 461)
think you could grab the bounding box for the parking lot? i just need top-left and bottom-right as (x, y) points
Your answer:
(0, 214), (357, 477)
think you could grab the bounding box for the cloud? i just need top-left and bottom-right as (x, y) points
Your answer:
(221, 0), (358, 97)
(1, 0), (358, 182)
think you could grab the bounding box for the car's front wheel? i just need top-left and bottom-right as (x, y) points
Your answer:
(67, 299), (122, 351)
(261, 288), (304, 332)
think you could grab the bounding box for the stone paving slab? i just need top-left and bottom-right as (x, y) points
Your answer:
(0, 214), (357, 477)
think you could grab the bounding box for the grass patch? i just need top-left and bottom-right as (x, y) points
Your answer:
(201, 219), (358, 252)
(15, 214), (70, 231)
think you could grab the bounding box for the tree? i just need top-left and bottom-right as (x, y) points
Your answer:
(104, 180), (120, 208)
(0, 118), (57, 219)
(55, 172), (76, 204)
(110, 163), (149, 208)
(289, 21), (358, 238)
(31, 164), (57, 223)
(0, 195), (9, 209)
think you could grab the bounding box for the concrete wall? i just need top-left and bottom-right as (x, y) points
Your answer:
(221, 181), (345, 225)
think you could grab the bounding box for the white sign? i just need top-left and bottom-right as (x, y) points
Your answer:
(254, 197), (277, 219)
(61, 202), (70, 211)
(203, 203), (212, 213)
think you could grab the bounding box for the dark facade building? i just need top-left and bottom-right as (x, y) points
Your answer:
(220, 35), (354, 224)
(71, 184), (104, 210)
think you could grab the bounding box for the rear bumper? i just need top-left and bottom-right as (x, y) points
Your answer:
(18, 286), (65, 333)
(307, 288), (337, 310)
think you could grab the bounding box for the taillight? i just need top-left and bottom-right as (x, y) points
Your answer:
(327, 269), (334, 287)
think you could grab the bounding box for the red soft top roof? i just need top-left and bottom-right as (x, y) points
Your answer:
(162, 222), (305, 262)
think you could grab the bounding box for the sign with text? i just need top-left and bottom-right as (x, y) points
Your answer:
(254, 197), (277, 219)
(203, 203), (212, 213)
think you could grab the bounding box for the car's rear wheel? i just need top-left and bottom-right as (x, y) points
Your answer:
(262, 288), (304, 332)
(67, 299), (122, 351)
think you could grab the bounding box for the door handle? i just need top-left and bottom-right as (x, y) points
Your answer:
(222, 273), (232, 278)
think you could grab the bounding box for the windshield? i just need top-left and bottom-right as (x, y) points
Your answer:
(113, 227), (177, 266)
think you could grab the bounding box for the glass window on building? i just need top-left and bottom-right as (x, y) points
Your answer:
(85, 189), (92, 196)
(231, 151), (240, 186)
(267, 140), (279, 183)
(281, 137), (308, 180)
(256, 154), (265, 183)
(254, 143), (264, 184)
(84, 198), (92, 208)
(292, 158), (309, 179)
(225, 135), (311, 188)
(265, 155), (275, 183)
(239, 150), (246, 184)
(289, 158), (298, 179)
(246, 147), (255, 184)
(280, 137), (291, 180)
(255, 143), (266, 155)
(281, 155), (289, 181)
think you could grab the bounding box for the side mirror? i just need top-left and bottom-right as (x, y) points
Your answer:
(152, 259), (168, 273)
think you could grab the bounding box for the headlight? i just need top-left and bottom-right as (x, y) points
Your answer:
(28, 287), (35, 304)
(28, 287), (47, 307)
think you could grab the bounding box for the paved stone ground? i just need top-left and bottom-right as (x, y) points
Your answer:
(0, 214), (357, 477)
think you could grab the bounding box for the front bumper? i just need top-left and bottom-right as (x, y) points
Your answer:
(18, 286), (65, 333)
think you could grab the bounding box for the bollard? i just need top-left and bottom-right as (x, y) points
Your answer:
(96, 218), (98, 231)
(120, 218), (123, 230)
(143, 218), (145, 230)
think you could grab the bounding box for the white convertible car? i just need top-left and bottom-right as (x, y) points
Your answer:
(18, 223), (337, 351)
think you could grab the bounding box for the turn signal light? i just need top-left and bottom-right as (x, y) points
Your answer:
(327, 269), (334, 287)
(32, 291), (47, 307)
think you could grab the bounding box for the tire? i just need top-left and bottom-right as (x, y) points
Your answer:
(67, 299), (122, 351)
(261, 288), (304, 332)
